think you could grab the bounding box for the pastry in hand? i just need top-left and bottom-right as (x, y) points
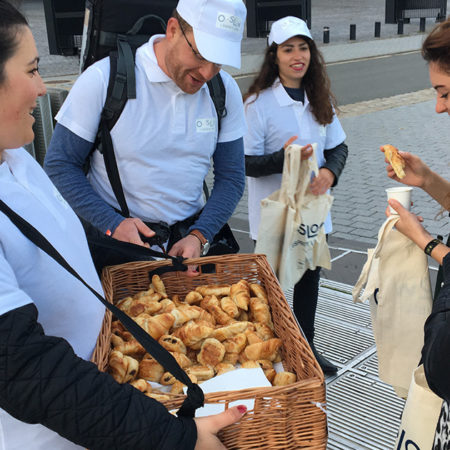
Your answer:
(197, 338), (226, 367)
(382, 144), (406, 179)
(273, 371), (297, 386)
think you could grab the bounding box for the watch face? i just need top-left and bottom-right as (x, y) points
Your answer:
(202, 241), (210, 256)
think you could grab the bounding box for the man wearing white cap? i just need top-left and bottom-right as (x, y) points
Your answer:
(45, 0), (247, 273)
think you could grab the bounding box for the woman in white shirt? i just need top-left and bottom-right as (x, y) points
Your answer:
(0, 1), (245, 448)
(244, 16), (348, 375)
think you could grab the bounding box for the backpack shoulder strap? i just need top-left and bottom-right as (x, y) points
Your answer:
(206, 72), (227, 134)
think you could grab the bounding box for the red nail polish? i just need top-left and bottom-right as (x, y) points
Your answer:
(237, 405), (247, 414)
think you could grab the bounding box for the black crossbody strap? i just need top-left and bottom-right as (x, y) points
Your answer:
(0, 200), (204, 417)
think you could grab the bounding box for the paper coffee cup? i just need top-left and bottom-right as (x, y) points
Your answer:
(386, 187), (412, 214)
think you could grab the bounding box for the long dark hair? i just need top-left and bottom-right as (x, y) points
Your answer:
(244, 37), (337, 125)
(422, 16), (450, 74)
(0, 0), (28, 84)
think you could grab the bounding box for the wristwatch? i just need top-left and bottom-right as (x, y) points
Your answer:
(189, 229), (210, 256)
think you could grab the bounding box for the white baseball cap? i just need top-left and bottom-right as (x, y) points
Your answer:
(268, 16), (312, 46)
(176, 0), (246, 69)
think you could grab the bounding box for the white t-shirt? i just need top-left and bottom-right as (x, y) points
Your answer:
(244, 80), (346, 240)
(0, 148), (105, 449)
(56, 35), (246, 225)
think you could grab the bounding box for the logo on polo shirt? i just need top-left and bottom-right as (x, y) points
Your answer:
(216, 12), (242, 33)
(196, 118), (216, 133)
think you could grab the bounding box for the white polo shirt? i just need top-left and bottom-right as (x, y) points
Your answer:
(244, 79), (346, 240)
(56, 34), (246, 225)
(0, 148), (105, 449)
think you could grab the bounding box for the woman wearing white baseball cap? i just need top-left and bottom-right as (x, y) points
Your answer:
(243, 16), (348, 375)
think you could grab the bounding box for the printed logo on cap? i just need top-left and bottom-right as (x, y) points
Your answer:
(216, 12), (242, 33)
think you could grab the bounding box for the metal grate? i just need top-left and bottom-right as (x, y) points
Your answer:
(327, 372), (405, 449)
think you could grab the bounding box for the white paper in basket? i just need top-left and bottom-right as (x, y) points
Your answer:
(183, 368), (272, 417)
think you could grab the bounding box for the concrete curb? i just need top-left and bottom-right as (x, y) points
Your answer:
(224, 34), (425, 78)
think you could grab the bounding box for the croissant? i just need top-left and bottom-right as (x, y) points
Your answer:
(159, 335), (187, 354)
(220, 296), (239, 318)
(223, 333), (247, 354)
(170, 374), (198, 395)
(159, 298), (176, 313)
(197, 338), (226, 368)
(170, 351), (194, 369)
(134, 313), (174, 340)
(249, 298), (274, 329)
(138, 354), (165, 382)
(186, 365), (215, 381)
(113, 338), (146, 359)
(254, 323), (275, 341)
(264, 368), (277, 383)
(383, 144), (406, 179)
(134, 287), (154, 299)
(245, 330), (263, 345)
(190, 306), (216, 326)
(151, 274), (167, 297)
(215, 363), (236, 376)
(200, 295), (233, 325)
(185, 291), (203, 305)
(172, 320), (214, 348)
(222, 352), (239, 365)
(171, 305), (201, 328)
(244, 338), (282, 361)
(171, 294), (183, 307)
(109, 350), (139, 384)
(249, 283), (269, 304)
(273, 371), (297, 386)
(196, 284), (231, 297)
(237, 310), (249, 322)
(230, 280), (250, 311)
(212, 322), (248, 341)
(130, 378), (151, 393)
(146, 392), (170, 401)
(160, 371), (177, 386)
(241, 360), (260, 369)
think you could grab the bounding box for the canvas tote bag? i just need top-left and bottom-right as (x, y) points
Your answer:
(255, 144), (333, 290)
(395, 364), (443, 450)
(353, 215), (433, 397)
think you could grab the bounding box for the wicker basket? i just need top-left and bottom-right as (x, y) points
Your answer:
(92, 253), (327, 449)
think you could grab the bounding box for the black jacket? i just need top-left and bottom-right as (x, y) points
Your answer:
(422, 250), (450, 403)
(245, 142), (348, 187)
(0, 303), (197, 449)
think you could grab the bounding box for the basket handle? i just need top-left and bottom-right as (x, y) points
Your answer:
(0, 199), (204, 417)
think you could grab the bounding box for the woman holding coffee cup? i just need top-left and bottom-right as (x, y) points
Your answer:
(383, 17), (450, 447)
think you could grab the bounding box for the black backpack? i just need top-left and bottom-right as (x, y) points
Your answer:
(80, 0), (227, 218)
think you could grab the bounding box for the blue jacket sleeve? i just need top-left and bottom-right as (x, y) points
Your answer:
(44, 124), (124, 234)
(422, 251), (450, 403)
(188, 137), (245, 242)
